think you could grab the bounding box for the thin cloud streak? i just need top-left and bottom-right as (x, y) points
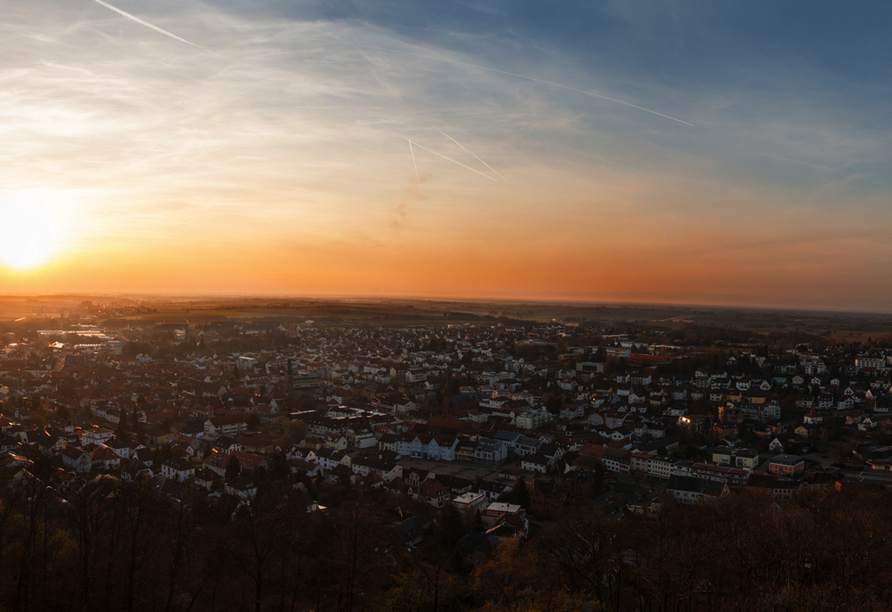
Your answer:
(408, 139), (423, 195)
(757, 152), (852, 175)
(92, 0), (213, 53)
(435, 128), (505, 181)
(312, 38), (693, 126)
(408, 140), (498, 182)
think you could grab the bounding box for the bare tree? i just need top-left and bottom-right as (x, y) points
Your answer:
(61, 474), (119, 611)
(327, 490), (389, 612)
(113, 475), (167, 612)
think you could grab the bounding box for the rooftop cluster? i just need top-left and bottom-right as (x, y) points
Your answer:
(1, 314), (892, 610)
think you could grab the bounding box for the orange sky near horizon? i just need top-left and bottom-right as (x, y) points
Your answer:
(3, 205), (889, 311)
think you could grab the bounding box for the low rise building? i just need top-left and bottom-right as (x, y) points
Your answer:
(768, 454), (805, 477)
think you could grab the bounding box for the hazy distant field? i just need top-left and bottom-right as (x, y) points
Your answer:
(0, 295), (890, 341)
(0, 296), (88, 321)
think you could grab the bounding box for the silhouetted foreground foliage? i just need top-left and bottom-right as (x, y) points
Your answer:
(1, 464), (891, 612)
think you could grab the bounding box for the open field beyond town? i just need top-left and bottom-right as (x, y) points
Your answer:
(1, 295), (890, 343)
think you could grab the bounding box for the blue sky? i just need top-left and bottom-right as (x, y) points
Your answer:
(1, 0), (890, 310)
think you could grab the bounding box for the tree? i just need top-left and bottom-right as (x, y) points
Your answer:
(222, 484), (304, 612)
(375, 571), (426, 612)
(161, 492), (204, 612)
(499, 477), (531, 511)
(62, 474), (120, 611)
(268, 450), (289, 481)
(225, 457), (241, 481)
(327, 491), (389, 612)
(112, 476), (167, 612)
(11, 467), (54, 611)
(289, 420), (308, 441)
(543, 505), (623, 608)
(119, 406), (130, 432)
(420, 504), (466, 610)
(472, 537), (595, 612)
(432, 504), (465, 550)
(574, 453), (605, 493)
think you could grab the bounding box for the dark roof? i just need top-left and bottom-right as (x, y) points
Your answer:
(667, 474), (726, 496)
(393, 514), (432, 537)
(163, 457), (193, 472)
(456, 532), (494, 558)
(770, 454), (804, 466)
(747, 473), (800, 490)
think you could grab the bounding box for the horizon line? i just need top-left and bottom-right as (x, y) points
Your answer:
(0, 291), (889, 317)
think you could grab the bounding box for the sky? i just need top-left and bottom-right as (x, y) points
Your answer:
(1, 0), (891, 311)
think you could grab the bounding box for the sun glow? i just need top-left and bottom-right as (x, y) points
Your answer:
(0, 191), (62, 271)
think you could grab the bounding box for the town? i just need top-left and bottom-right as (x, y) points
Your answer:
(2, 304), (892, 611)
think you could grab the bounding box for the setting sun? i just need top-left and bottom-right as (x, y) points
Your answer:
(0, 191), (60, 271)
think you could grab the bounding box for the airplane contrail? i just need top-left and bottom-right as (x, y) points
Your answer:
(312, 38), (692, 126)
(409, 140), (498, 182)
(93, 0), (212, 53)
(408, 139), (423, 195)
(757, 152), (849, 174)
(435, 128), (505, 181)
